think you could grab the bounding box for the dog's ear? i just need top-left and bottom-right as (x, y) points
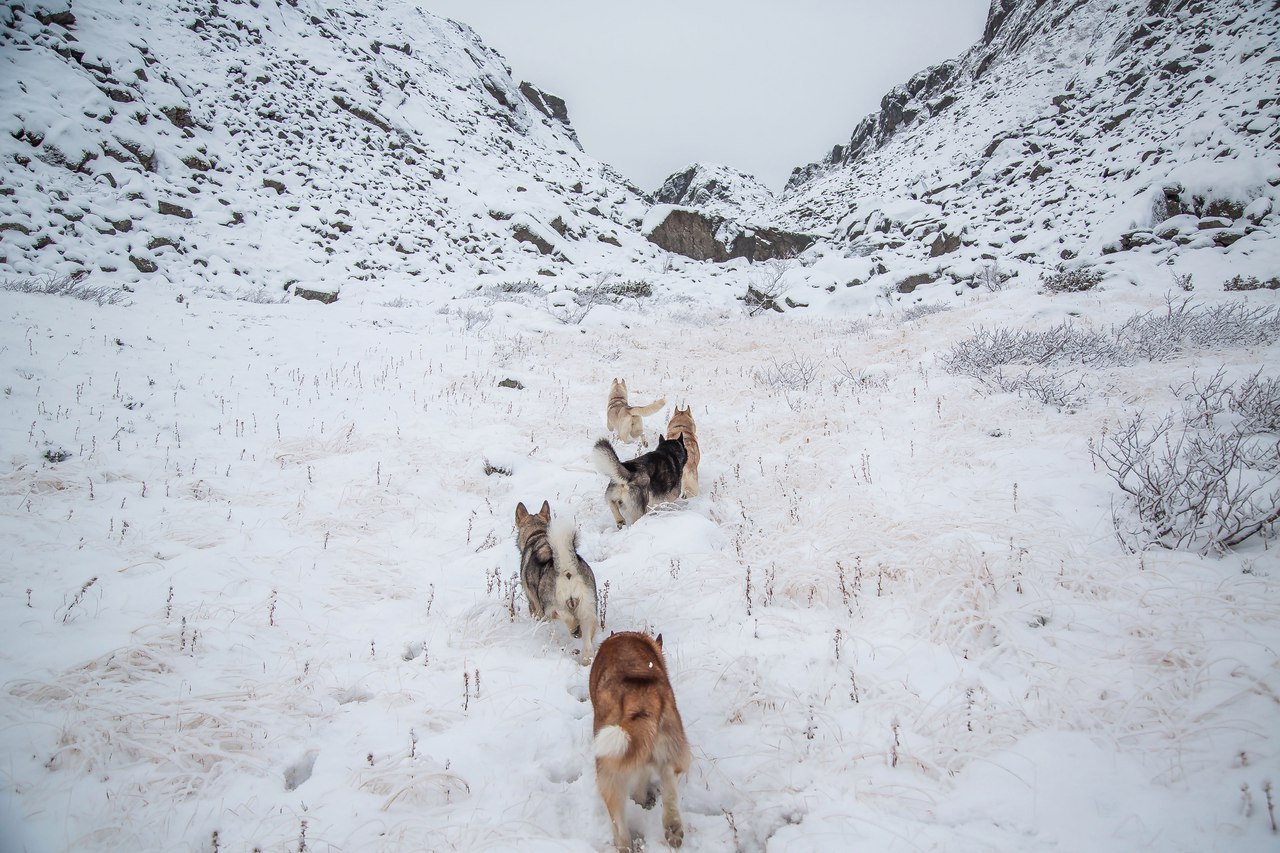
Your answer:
(655, 633), (663, 648)
(515, 502), (528, 523)
(538, 500), (551, 520)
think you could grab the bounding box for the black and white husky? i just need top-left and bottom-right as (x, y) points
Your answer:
(515, 501), (599, 664)
(592, 434), (687, 527)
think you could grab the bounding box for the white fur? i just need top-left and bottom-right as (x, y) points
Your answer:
(593, 725), (630, 759)
(592, 440), (628, 484)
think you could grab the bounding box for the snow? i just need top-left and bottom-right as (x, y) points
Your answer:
(1, 0), (1279, 850)
(1, 263), (1278, 851)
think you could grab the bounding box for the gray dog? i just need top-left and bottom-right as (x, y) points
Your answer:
(592, 434), (687, 527)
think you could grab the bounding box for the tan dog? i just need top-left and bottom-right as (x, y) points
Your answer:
(664, 406), (700, 498)
(606, 378), (665, 446)
(514, 501), (599, 664)
(590, 631), (691, 851)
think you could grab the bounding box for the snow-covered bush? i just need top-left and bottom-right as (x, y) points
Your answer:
(743, 260), (788, 316)
(1041, 267), (1103, 293)
(1231, 371), (1280, 435)
(942, 322), (1127, 377)
(1096, 373), (1280, 555)
(1, 273), (127, 305)
(899, 302), (952, 322)
(1223, 274), (1280, 292)
(946, 300), (1280, 386)
(1112, 298), (1280, 359)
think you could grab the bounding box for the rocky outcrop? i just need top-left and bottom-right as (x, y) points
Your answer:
(780, 0), (1280, 269)
(519, 82), (582, 150)
(653, 163), (776, 222)
(645, 207), (814, 263)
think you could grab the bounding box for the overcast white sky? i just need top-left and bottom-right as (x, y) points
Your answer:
(417, 1), (992, 193)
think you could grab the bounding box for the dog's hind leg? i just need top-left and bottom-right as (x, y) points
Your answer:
(598, 769), (633, 852)
(659, 763), (685, 848)
(607, 498), (626, 529)
(631, 770), (658, 809)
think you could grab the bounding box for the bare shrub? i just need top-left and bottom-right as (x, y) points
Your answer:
(2, 273), (127, 305)
(975, 261), (1011, 292)
(1230, 371), (1280, 434)
(899, 302), (953, 322)
(1113, 297), (1280, 359)
(743, 260), (789, 316)
(942, 322), (1127, 379)
(1096, 411), (1279, 555)
(1098, 371), (1280, 555)
(236, 288), (289, 305)
(946, 299), (1280, 388)
(452, 305), (493, 332)
(989, 368), (1088, 411)
(754, 352), (822, 392)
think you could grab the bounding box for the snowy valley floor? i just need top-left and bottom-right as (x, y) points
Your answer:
(1, 276), (1278, 852)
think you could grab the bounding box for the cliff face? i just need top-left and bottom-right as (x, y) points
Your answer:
(0, 0), (651, 295)
(652, 162), (777, 224)
(777, 0), (1280, 267)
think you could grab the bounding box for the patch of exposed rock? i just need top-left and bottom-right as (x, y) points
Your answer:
(644, 207), (815, 263)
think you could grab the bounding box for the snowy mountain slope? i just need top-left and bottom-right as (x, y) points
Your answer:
(777, 0), (1280, 281)
(0, 0), (653, 297)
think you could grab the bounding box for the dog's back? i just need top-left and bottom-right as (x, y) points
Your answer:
(593, 435), (687, 527)
(590, 631), (690, 849)
(665, 407), (700, 498)
(607, 378), (664, 445)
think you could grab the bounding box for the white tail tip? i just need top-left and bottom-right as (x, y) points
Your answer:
(593, 725), (630, 759)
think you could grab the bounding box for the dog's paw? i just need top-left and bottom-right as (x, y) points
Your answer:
(636, 783), (658, 810)
(664, 818), (684, 848)
(571, 625), (582, 639)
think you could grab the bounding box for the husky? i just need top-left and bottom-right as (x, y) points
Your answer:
(607, 378), (665, 446)
(592, 434), (687, 528)
(590, 631), (691, 851)
(514, 501), (599, 665)
(664, 406), (701, 498)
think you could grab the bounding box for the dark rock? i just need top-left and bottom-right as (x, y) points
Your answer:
(983, 0), (1018, 44)
(158, 200), (193, 218)
(513, 225), (555, 255)
(929, 231), (962, 257)
(1120, 229), (1157, 249)
(262, 179), (286, 194)
(129, 254), (157, 273)
(161, 106), (194, 129)
(294, 287), (337, 303)
(497, 378), (524, 390)
(35, 8), (76, 27)
(897, 272), (939, 293)
(645, 207), (814, 263)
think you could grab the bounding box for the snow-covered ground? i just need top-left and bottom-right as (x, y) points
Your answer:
(2, 259), (1277, 851)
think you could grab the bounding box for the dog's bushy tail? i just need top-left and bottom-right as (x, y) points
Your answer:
(593, 725), (631, 759)
(593, 438), (629, 484)
(549, 515), (597, 613)
(630, 398), (665, 417)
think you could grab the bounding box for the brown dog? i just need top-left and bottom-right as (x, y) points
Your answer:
(664, 406), (700, 498)
(607, 378), (665, 446)
(590, 631), (691, 851)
